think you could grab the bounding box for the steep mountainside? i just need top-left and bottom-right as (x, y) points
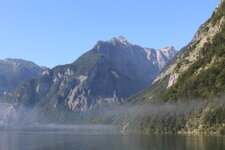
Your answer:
(0, 58), (45, 95)
(0, 37), (176, 123)
(129, 1), (225, 103)
(123, 0), (225, 134)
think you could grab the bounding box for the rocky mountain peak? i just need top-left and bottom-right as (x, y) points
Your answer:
(109, 36), (132, 46)
(0, 37), (177, 115)
(158, 46), (177, 60)
(144, 46), (177, 70)
(159, 46), (176, 52)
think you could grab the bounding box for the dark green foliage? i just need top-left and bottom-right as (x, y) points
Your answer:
(163, 22), (225, 101)
(134, 114), (187, 133)
(203, 106), (225, 127)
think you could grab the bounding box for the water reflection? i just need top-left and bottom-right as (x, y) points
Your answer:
(0, 132), (224, 150)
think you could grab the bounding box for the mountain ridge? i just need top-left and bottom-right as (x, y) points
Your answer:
(0, 37), (176, 124)
(0, 58), (46, 96)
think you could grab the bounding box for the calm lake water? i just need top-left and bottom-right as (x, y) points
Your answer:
(0, 131), (224, 150)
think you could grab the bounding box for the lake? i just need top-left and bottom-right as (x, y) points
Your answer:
(0, 131), (224, 150)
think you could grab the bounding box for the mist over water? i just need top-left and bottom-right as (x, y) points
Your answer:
(0, 97), (224, 135)
(0, 99), (224, 150)
(91, 98), (225, 122)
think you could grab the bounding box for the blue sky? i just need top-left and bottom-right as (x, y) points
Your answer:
(0, 0), (220, 68)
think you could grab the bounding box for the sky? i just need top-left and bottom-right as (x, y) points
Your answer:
(0, 0), (221, 68)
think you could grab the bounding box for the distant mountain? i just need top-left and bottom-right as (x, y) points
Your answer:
(0, 58), (45, 95)
(144, 46), (177, 70)
(0, 37), (176, 123)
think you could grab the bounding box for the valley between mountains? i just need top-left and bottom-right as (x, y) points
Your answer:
(0, 0), (225, 135)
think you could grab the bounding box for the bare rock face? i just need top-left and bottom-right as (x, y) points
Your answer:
(144, 46), (177, 70)
(0, 37), (176, 118)
(0, 58), (45, 95)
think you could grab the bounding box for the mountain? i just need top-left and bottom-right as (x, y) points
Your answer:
(0, 58), (46, 95)
(0, 37), (176, 123)
(144, 46), (177, 70)
(123, 0), (225, 134)
(129, 0), (225, 103)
